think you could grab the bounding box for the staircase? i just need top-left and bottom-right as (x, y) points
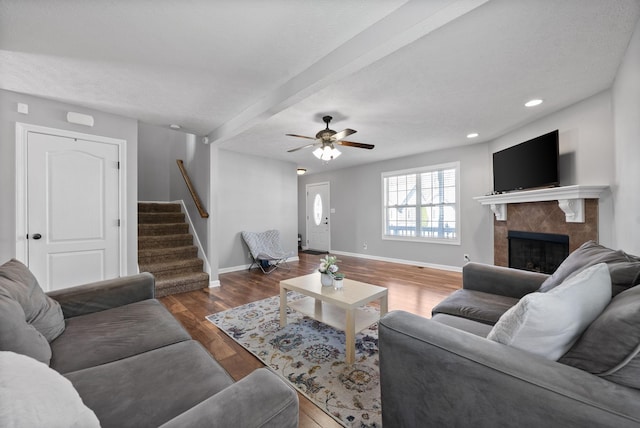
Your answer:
(138, 202), (209, 297)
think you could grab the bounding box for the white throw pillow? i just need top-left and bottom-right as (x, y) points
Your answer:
(0, 351), (100, 428)
(487, 263), (611, 360)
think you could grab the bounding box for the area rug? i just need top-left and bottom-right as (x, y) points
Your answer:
(206, 293), (382, 427)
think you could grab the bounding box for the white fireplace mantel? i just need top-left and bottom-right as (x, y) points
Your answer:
(473, 185), (609, 223)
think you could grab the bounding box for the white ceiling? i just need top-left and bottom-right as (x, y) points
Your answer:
(1, 0), (639, 174)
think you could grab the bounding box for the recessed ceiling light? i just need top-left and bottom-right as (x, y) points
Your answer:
(524, 99), (543, 107)
(296, 168), (307, 175)
(466, 132), (479, 139)
(169, 124), (181, 129)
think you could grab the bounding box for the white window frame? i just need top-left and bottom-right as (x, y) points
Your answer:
(381, 161), (460, 245)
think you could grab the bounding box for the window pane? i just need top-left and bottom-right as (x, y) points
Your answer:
(385, 207), (416, 237)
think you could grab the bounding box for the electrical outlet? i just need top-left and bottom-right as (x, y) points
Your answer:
(248, 251), (252, 258)
(363, 242), (368, 250)
(464, 254), (470, 262)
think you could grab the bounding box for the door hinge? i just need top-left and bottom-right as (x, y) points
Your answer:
(117, 161), (120, 169)
(117, 219), (121, 227)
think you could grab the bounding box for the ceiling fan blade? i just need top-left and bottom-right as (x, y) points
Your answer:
(287, 142), (321, 153)
(337, 140), (375, 150)
(331, 128), (357, 142)
(285, 133), (316, 140)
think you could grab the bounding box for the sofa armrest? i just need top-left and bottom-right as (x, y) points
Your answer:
(379, 311), (640, 428)
(463, 262), (549, 298)
(159, 368), (299, 428)
(47, 273), (155, 319)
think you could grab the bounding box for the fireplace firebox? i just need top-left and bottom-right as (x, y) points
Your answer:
(508, 231), (569, 274)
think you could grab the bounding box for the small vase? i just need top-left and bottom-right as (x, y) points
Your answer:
(320, 273), (333, 287)
(333, 278), (344, 290)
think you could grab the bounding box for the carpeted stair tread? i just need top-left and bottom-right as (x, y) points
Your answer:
(140, 258), (204, 280)
(138, 246), (198, 264)
(137, 202), (208, 297)
(138, 202), (182, 213)
(138, 223), (189, 236)
(138, 234), (193, 250)
(155, 272), (209, 297)
(138, 212), (185, 224)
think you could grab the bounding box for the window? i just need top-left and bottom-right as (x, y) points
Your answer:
(382, 162), (460, 244)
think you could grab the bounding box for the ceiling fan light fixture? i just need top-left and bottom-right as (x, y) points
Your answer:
(313, 145), (341, 161)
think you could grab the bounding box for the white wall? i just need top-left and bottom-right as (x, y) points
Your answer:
(489, 90), (616, 247)
(298, 142), (494, 268)
(217, 150), (298, 270)
(0, 89), (139, 274)
(612, 17), (640, 255)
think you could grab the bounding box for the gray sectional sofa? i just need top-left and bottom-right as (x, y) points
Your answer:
(0, 259), (298, 428)
(379, 241), (640, 427)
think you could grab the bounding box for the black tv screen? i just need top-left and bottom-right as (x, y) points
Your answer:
(493, 130), (559, 193)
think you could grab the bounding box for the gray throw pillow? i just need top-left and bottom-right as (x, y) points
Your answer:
(538, 241), (640, 293)
(559, 284), (640, 389)
(0, 259), (65, 342)
(0, 296), (52, 364)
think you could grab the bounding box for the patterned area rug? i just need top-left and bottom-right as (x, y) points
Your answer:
(206, 293), (381, 427)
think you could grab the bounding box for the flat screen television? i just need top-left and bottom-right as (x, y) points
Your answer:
(493, 130), (559, 193)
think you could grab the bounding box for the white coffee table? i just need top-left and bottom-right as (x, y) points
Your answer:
(279, 272), (388, 364)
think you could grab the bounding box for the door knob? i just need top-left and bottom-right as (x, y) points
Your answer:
(32, 233), (42, 240)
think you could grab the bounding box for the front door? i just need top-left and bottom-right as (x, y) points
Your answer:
(26, 130), (121, 291)
(306, 182), (330, 252)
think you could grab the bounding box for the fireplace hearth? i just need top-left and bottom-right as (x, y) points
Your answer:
(508, 230), (569, 274)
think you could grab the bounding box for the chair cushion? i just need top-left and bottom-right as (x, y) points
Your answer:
(488, 263), (611, 360)
(0, 351), (100, 428)
(50, 299), (191, 373)
(538, 241), (640, 294)
(559, 284), (640, 389)
(0, 259), (65, 342)
(65, 340), (234, 428)
(431, 289), (519, 325)
(431, 313), (493, 337)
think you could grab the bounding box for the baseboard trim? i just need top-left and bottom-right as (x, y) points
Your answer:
(219, 256), (300, 274)
(209, 279), (221, 288)
(329, 250), (462, 273)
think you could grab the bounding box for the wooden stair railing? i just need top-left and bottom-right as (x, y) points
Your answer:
(176, 159), (209, 218)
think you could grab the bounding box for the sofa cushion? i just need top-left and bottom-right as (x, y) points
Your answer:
(0, 259), (65, 342)
(431, 313), (494, 337)
(0, 351), (100, 428)
(0, 296), (52, 364)
(431, 289), (519, 325)
(538, 241), (640, 294)
(559, 284), (640, 389)
(65, 340), (234, 428)
(487, 263), (611, 360)
(50, 299), (191, 373)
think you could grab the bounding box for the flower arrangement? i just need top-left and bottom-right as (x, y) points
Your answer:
(318, 255), (340, 276)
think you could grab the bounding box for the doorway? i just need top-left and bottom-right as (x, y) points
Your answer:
(305, 182), (331, 252)
(15, 123), (126, 291)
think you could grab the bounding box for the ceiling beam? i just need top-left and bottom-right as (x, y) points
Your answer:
(206, 0), (490, 146)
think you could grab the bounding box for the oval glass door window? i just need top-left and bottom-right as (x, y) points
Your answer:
(313, 193), (323, 226)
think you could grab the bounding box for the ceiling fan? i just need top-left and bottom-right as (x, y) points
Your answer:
(286, 115), (374, 161)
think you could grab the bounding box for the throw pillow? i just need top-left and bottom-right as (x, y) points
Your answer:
(538, 241), (639, 293)
(0, 351), (100, 428)
(0, 296), (52, 364)
(0, 259), (65, 342)
(487, 263), (611, 360)
(559, 284), (640, 389)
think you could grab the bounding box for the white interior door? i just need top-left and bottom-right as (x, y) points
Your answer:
(27, 131), (121, 291)
(306, 182), (330, 252)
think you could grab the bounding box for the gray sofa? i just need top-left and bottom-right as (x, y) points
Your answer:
(0, 259), (298, 428)
(379, 242), (640, 427)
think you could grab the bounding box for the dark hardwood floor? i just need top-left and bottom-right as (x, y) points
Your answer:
(160, 251), (462, 428)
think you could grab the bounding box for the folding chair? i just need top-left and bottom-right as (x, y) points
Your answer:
(241, 230), (294, 274)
